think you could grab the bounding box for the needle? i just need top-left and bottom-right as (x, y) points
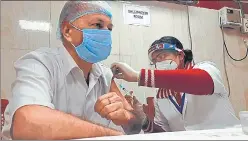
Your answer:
(118, 83), (134, 105)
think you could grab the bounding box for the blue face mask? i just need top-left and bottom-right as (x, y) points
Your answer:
(70, 24), (112, 63)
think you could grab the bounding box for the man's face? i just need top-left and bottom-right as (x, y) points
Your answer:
(61, 13), (113, 47)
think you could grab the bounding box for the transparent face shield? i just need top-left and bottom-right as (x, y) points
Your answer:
(149, 43), (180, 62)
(150, 50), (178, 69)
(148, 43), (185, 70)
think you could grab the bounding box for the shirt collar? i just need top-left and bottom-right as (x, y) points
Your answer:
(91, 63), (104, 78)
(59, 47), (78, 76)
(59, 47), (103, 78)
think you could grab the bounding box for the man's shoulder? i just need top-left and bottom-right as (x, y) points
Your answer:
(17, 47), (60, 59)
(30, 47), (61, 57)
(95, 63), (113, 82)
(96, 63), (111, 71)
(15, 47), (62, 69)
(95, 63), (113, 75)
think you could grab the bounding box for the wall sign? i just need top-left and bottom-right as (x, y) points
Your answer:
(123, 4), (151, 26)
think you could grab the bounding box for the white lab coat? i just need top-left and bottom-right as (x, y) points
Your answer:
(153, 61), (239, 132)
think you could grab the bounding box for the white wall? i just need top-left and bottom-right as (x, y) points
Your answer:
(1, 1), (248, 115)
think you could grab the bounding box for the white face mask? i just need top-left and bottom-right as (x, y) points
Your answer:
(155, 60), (178, 70)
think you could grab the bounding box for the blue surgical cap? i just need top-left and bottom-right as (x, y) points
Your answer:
(56, 1), (112, 39)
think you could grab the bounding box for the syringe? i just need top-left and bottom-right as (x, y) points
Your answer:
(120, 84), (131, 96)
(117, 83), (133, 96)
(118, 83), (134, 105)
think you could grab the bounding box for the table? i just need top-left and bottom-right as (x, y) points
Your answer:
(78, 125), (248, 140)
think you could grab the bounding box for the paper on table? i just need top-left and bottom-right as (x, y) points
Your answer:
(77, 125), (248, 140)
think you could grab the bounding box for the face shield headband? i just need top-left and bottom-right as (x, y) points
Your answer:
(148, 43), (183, 64)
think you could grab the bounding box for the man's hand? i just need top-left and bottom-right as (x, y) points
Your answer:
(111, 62), (139, 82)
(94, 92), (134, 125)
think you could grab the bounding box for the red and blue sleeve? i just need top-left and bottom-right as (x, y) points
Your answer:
(138, 69), (214, 95)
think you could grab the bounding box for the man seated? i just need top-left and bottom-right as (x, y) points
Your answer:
(2, 1), (142, 139)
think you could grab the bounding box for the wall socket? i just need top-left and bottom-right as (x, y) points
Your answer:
(241, 18), (248, 34)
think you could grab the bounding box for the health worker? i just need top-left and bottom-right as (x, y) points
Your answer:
(112, 36), (239, 132)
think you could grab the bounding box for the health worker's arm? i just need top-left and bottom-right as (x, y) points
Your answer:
(7, 54), (122, 140)
(138, 62), (222, 95)
(109, 80), (142, 134)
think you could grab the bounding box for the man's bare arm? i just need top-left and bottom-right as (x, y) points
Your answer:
(12, 105), (123, 140)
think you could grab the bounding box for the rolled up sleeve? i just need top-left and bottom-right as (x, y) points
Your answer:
(2, 52), (55, 137)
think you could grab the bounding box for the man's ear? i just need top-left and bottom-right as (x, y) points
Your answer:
(61, 22), (73, 42)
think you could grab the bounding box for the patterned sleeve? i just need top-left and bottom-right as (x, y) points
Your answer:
(138, 68), (214, 95)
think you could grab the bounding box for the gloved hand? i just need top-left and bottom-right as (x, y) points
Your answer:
(111, 62), (139, 82)
(125, 95), (147, 125)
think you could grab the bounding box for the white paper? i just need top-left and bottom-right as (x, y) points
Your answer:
(78, 125), (248, 140)
(123, 4), (151, 26)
